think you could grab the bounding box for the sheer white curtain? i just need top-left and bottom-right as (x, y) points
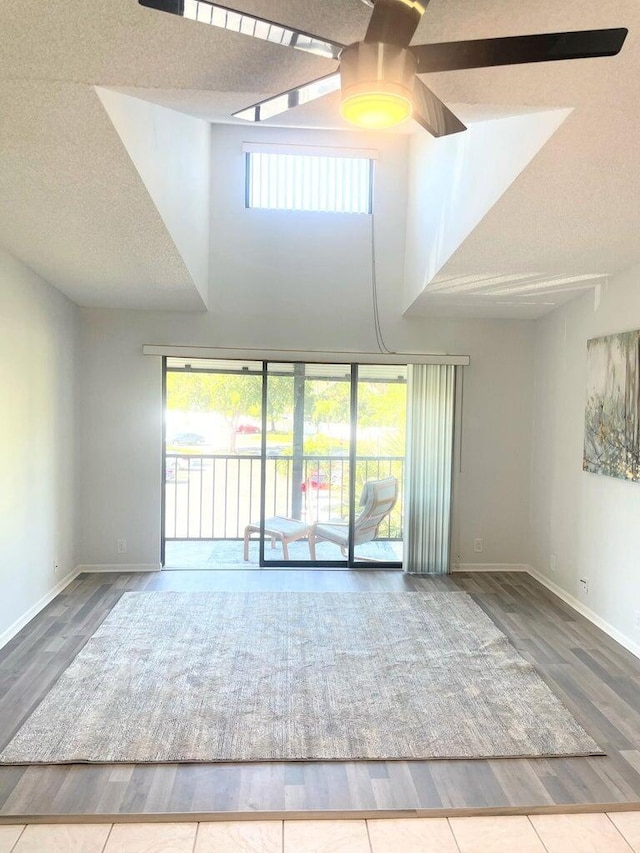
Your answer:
(404, 364), (456, 575)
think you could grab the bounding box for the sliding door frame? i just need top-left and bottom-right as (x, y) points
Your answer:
(258, 361), (403, 570)
(258, 361), (351, 568)
(160, 355), (168, 568)
(161, 357), (405, 570)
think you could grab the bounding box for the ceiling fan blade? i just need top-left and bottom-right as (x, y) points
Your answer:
(364, 0), (428, 48)
(138, 0), (344, 60)
(412, 79), (466, 137)
(412, 28), (628, 73)
(233, 73), (341, 122)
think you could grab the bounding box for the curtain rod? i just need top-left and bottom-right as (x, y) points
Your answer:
(142, 345), (470, 366)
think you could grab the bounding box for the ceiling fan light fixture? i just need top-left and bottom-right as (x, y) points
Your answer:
(339, 40), (417, 130)
(340, 88), (412, 129)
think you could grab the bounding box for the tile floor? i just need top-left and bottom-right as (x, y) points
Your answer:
(163, 538), (404, 569)
(2, 812), (640, 852)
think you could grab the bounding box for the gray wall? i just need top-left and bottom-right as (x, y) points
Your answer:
(0, 248), (78, 641)
(530, 264), (640, 644)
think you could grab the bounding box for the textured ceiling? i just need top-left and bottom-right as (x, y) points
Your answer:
(0, 0), (637, 313)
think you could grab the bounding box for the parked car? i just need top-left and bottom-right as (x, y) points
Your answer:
(170, 432), (205, 446)
(236, 446), (261, 456)
(301, 472), (331, 492)
(179, 456), (212, 469)
(266, 445), (285, 457)
(235, 422), (261, 434)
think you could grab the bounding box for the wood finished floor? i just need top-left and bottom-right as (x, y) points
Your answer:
(1, 569), (640, 820)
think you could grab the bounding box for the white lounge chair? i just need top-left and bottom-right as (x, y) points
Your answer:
(243, 516), (312, 561)
(308, 476), (398, 561)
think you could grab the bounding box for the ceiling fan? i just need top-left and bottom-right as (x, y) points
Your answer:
(138, 0), (627, 137)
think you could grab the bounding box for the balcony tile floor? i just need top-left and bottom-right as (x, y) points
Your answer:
(164, 539), (403, 569)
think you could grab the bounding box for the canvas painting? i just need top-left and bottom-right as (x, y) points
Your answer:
(584, 330), (640, 481)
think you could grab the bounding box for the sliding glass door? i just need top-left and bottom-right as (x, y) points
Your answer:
(163, 358), (264, 569)
(163, 358), (405, 569)
(260, 363), (353, 567)
(352, 365), (406, 567)
(257, 362), (406, 567)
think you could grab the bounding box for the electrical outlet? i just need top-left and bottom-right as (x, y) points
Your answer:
(117, 539), (127, 555)
(53, 560), (60, 575)
(634, 610), (640, 631)
(474, 538), (484, 553)
(550, 553), (557, 573)
(579, 577), (589, 596)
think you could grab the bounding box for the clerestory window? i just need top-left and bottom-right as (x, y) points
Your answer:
(244, 143), (375, 214)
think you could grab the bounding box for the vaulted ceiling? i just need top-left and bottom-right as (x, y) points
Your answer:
(0, 0), (637, 317)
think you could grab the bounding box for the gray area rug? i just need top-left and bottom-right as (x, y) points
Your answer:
(0, 591), (602, 764)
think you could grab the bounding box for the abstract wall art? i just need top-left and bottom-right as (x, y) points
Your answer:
(584, 329), (640, 481)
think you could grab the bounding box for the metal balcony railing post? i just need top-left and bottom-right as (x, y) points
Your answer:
(291, 364), (305, 520)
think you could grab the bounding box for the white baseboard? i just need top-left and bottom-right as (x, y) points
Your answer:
(527, 565), (640, 661)
(453, 563), (529, 573)
(0, 569), (80, 651)
(76, 563), (162, 574)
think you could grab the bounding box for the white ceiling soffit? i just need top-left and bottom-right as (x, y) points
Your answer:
(409, 272), (609, 320)
(97, 87), (211, 307)
(403, 107), (572, 315)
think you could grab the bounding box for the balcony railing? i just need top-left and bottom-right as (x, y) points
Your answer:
(165, 453), (404, 541)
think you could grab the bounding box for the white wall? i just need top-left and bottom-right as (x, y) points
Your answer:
(0, 248), (78, 641)
(97, 88), (211, 307)
(77, 309), (535, 570)
(530, 265), (640, 644)
(208, 125), (409, 342)
(403, 108), (571, 312)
